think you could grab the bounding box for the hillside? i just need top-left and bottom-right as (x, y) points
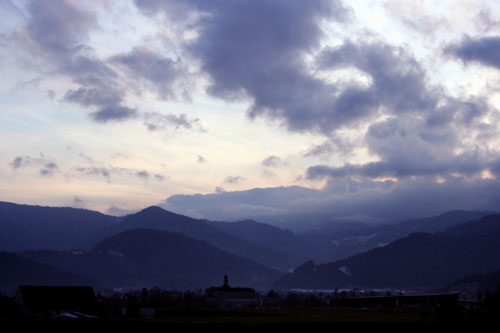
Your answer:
(94, 206), (301, 271)
(209, 210), (491, 264)
(273, 214), (500, 290)
(0, 252), (94, 293)
(2, 200), (490, 271)
(0, 201), (116, 251)
(21, 229), (281, 290)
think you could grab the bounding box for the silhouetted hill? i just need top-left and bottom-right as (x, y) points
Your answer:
(21, 229), (280, 290)
(308, 210), (492, 262)
(206, 219), (315, 260)
(448, 269), (500, 294)
(209, 210), (491, 265)
(95, 206), (300, 271)
(2, 200), (489, 270)
(209, 219), (376, 264)
(207, 219), (296, 247)
(0, 252), (94, 293)
(273, 214), (500, 290)
(0, 201), (116, 251)
(437, 213), (500, 238)
(207, 219), (337, 263)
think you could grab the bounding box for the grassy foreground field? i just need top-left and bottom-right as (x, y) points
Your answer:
(2, 307), (497, 332)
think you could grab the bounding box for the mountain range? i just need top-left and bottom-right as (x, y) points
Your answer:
(1, 201), (491, 267)
(274, 214), (500, 290)
(0, 201), (116, 251)
(1, 200), (499, 292)
(0, 252), (94, 292)
(21, 229), (280, 291)
(93, 206), (301, 271)
(208, 210), (491, 263)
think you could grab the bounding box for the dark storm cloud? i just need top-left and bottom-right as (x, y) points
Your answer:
(133, 0), (456, 136)
(23, 0), (121, 103)
(25, 0), (95, 56)
(491, 159), (500, 177)
(60, 55), (138, 122)
(304, 142), (335, 158)
(304, 135), (356, 158)
(134, 0), (352, 134)
(60, 52), (119, 86)
(90, 105), (138, 123)
(161, 178), (500, 227)
(431, 97), (491, 126)
(18, 1), (136, 122)
(317, 40), (435, 117)
(304, 48), (492, 180)
(64, 87), (121, 109)
(305, 106), (497, 182)
(111, 47), (187, 100)
(305, 153), (487, 181)
(132, 0), (497, 182)
(126, 0), (500, 226)
(446, 35), (500, 69)
(262, 155), (281, 167)
(162, 185), (318, 221)
(133, 0), (195, 20)
(63, 83), (137, 122)
(20, 2), (189, 124)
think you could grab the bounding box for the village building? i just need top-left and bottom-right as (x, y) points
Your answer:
(205, 275), (260, 308)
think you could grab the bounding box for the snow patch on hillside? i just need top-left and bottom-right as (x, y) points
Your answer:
(338, 265), (352, 276)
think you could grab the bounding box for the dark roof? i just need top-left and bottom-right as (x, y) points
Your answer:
(206, 286), (255, 292)
(17, 285), (96, 313)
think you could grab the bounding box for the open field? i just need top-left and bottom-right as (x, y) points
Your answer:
(2, 308), (497, 332)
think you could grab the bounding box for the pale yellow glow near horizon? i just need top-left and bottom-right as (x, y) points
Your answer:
(0, 81), (350, 213)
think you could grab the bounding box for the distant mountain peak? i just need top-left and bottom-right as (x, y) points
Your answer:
(438, 209), (492, 217)
(137, 205), (167, 214)
(130, 206), (197, 224)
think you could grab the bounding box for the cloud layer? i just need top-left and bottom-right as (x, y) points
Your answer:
(447, 36), (500, 69)
(13, 0), (201, 128)
(2, 0), (500, 220)
(133, 0), (500, 188)
(162, 177), (500, 228)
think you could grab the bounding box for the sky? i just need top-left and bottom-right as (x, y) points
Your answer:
(1, 0), (500, 226)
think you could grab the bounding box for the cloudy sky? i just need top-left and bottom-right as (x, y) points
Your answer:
(1, 0), (500, 225)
